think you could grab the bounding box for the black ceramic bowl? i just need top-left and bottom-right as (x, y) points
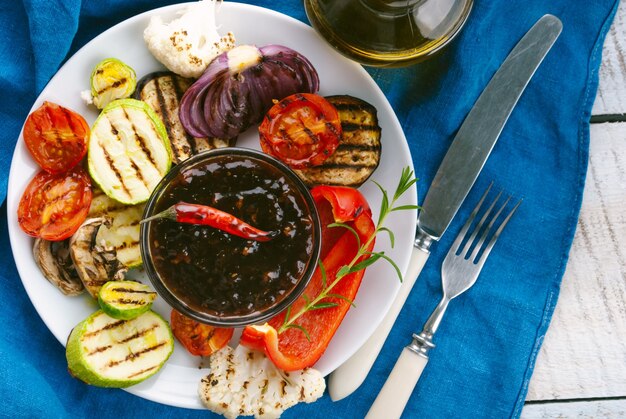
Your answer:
(140, 148), (321, 327)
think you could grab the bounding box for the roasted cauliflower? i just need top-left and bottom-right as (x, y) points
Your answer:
(199, 345), (325, 418)
(144, 0), (235, 78)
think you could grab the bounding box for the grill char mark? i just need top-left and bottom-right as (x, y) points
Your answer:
(171, 74), (200, 155)
(108, 241), (139, 251)
(106, 114), (156, 199)
(341, 122), (381, 132)
(117, 325), (159, 343)
(83, 319), (127, 338)
(109, 287), (155, 295)
(85, 324), (161, 357)
(334, 144), (381, 152)
(330, 101), (377, 114)
(128, 158), (149, 191)
(154, 76), (181, 162)
(96, 77), (128, 96)
(111, 298), (147, 305)
(105, 341), (169, 368)
(101, 144), (132, 200)
(82, 277), (109, 288)
(121, 108), (159, 171)
(127, 365), (159, 378)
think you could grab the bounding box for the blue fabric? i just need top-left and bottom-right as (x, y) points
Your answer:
(0, 0), (618, 417)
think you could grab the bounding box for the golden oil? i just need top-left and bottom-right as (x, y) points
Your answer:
(304, 0), (473, 67)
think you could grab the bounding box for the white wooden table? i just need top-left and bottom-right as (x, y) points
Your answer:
(521, 2), (626, 417)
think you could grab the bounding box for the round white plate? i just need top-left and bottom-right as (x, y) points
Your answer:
(7, 2), (416, 409)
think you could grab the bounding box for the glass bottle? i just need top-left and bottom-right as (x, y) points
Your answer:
(304, 0), (473, 67)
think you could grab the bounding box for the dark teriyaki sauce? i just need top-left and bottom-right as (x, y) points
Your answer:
(149, 155), (315, 317)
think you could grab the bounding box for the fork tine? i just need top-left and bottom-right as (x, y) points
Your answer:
(460, 189), (503, 258)
(447, 183), (494, 257)
(475, 199), (522, 268)
(469, 194), (512, 262)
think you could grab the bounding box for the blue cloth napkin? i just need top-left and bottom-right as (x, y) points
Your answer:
(0, 0), (618, 417)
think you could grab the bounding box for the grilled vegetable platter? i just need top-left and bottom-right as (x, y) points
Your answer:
(6, 0), (417, 415)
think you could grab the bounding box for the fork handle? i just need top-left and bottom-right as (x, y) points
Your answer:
(365, 348), (429, 419)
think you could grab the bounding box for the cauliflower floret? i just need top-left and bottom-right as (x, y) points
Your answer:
(80, 89), (94, 106)
(144, 0), (235, 78)
(199, 345), (325, 419)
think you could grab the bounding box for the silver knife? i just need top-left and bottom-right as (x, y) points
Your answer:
(328, 14), (563, 402)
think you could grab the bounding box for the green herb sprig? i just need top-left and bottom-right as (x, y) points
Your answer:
(278, 167), (418, 337)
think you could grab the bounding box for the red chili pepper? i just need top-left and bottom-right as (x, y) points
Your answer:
(240, 186), (376, 371)
(142, 202), (276, 242)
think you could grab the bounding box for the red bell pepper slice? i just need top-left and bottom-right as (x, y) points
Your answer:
(311, 185), (371, 222)
(240, 185), (376, 371)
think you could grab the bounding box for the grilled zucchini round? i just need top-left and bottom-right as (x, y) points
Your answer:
(98, 281), (156, 320)
(66, 310), (173, 388)
(90, 58), (137, 109)
(88, 98), (172, 205)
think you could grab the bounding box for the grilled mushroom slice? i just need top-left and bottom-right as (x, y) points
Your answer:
(69, 217), (127, 298)
(33, 238), (84, 296)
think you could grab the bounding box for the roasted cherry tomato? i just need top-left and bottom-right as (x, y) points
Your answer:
(17, 167), (92, 241)
(259, 93), (341, 169)
(23, 101), (90, 174)
(170, 309), (234, 356)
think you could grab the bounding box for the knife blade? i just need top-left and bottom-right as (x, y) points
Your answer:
(328, 14), (562, 402)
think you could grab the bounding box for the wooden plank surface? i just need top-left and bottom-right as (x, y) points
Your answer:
(519, 2), (626, 415)
(524, 399), (626, 418)
(592, 0), (626, 117)
(525, 122), (626, 404)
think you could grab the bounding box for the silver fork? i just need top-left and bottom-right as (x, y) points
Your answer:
(366, 184), (521, 419)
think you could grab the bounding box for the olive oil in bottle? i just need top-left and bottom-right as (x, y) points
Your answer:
(304, 0), (473, 67)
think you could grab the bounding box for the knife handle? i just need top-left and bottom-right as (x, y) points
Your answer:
(328, 247), (429, 401)
(365, 347), (428, 419)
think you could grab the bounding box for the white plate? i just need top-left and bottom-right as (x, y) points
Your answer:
(7, 2), (416, 410)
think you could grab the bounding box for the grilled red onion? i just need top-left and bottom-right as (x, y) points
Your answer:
(179, 44), (320, 139)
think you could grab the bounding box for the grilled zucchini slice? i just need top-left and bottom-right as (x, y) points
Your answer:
(134, 71), (235, 163)
(89, 188), (143, 268)
(293, 95), (382, 188)
(88, 98), (172, 205)
(66, 310), (173, 388)
(94, 206), (143, 268)
(98, 281), (156, 320)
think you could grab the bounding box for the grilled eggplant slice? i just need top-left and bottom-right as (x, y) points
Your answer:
(293, 95), (382, 188)
(66, 310), (173, 388)
(88, 98), (172, 205)
(89, 188), (143, 268)
(33, 238), (83, 296)
(135, 71), (235, 163)
(70, 217), (127, 298)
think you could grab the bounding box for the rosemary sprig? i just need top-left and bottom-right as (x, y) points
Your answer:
(278, 167), (418, 336)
